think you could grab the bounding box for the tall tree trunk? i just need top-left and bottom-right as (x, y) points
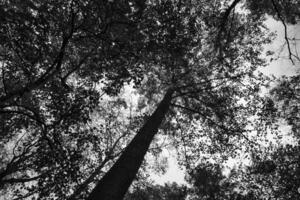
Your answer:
(86, 89), (174, 200)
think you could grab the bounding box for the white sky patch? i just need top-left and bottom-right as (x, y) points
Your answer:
(150, 148), (187, 185)
(259, 17), (300, 77)
(122, 82), (140, 109)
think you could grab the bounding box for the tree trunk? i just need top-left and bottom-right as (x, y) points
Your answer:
(86, 89), (174, 200)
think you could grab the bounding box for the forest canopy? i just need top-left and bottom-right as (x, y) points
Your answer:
(0, 0), (299, 200)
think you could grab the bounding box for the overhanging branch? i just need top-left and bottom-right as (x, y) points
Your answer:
(271, 0), (295, 65)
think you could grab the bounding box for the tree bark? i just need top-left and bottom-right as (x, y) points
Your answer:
(86, 89), (174, 200)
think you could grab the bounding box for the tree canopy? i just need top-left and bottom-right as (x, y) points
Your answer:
(0, 0), (299, 200)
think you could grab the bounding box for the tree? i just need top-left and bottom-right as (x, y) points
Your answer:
(186, 163), (264, 200)
(125, 162), (262, 200)
(246, 145), (300, 200)
(246, 0), (300, 64)
(223, 66), (300, 200)
(87, 0), (274, 199)
(0, 0), (293, 199)
(245, 73), (300, 200)
(125, 182), (187, 200)
(0, 0), (148, 199)
(246, 0), (300, 24)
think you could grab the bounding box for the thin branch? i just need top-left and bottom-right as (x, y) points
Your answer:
(0, 139), (39, 184)
(12, 188), (39, 200)
(179, 121), (193, 168)
(215, 0), (241, 54)
(271, 0), (295, 65)
(67, 150), (123, 200)
(1, 62), (8, 94)
(0, 7), (77, 103)
(68, 128), (130, 200)
(171, 103), (258, 146)
(1, 175), (41, 185)
(61, 47), (97, 85)
(0, 108), (44, 126)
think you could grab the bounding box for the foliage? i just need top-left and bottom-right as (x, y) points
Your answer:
(271, 75), (300, 136)
(186, 163), (263, 200)
(125, 182), (187, 200)
(245, 0), (300, 24)
(243, 74), (300, 200)
(0, 0), (298, 199)
(0, 0), (152, 199)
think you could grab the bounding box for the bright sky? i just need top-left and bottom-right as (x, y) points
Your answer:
(259, 18), (300, 76)
(150, 147), (187, 185)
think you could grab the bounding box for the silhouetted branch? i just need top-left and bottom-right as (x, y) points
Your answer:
(215, 0), (241, 54)
(171, 103), (258, 146)
(1, 175), (41, 185)
(271, 0), (295, 65)
(0, 7), (77, 103)
(12, 188), (39, 200)
(68, 130), (129, 200)
(0, 139), (38, 186)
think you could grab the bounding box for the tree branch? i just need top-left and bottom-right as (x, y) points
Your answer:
(215, 0), (241, 54)
(271, 0), (295, 65)
(0, 6), (77, 103)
